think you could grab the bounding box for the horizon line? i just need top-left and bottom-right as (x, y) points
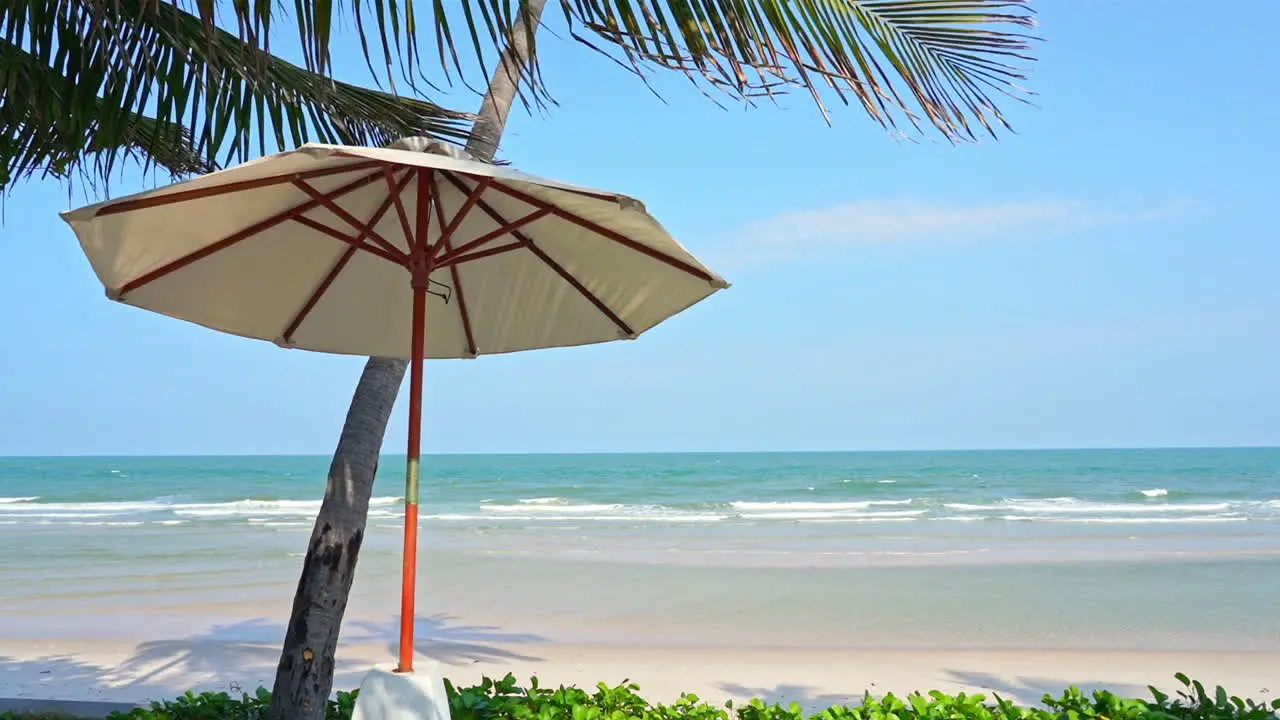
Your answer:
(3, 444), (1279, 460)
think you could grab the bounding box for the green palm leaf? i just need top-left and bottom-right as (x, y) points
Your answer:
(270, 0), (1038, 142)
(0, 0), (475, 192)
(74, 0), (1029, 143)
(2, 0), (1036, 192)
(1, 39), (214, 190)
(554, 0), (1039, 140)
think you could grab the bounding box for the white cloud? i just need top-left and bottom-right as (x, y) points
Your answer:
(710, 196), (1191, 269)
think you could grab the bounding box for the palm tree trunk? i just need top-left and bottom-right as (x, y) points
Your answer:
(266, 3), (548, 718)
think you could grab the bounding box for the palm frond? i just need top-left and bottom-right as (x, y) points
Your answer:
(1, 0), (1037, 193)
(266, 0), (1038, 141)
(216, 0), (1038, 142)
(557, 0), (1039, 141)
(0, 39), (213, 190)
(8, 0), (1035, 150)
(0, 0), (475, 192)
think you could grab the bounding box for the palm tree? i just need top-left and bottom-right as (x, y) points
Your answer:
(268, 3), (1038, 720)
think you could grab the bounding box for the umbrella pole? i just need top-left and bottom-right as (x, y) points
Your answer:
(398, 282), (428, 673)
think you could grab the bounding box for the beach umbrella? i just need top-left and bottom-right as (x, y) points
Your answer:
(60, 139), (729, 674)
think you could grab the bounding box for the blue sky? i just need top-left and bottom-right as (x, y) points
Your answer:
(3, 2), (1279, 455)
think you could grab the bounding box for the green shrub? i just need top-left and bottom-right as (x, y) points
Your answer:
(1144, 673), (1280, 720)
(1, 673), (1274, 720)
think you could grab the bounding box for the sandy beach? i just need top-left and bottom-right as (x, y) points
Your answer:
(2, 636), (1278, 711)
(4, 551), (1280, 711)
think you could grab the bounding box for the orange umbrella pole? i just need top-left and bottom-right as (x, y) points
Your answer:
(398, 282), (427, 673)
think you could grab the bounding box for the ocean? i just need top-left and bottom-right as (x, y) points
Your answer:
(3, 448), (1280, 652)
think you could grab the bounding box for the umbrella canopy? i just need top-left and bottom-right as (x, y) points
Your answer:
(60, 140), (728, 675)
(62, 141), (728, 358)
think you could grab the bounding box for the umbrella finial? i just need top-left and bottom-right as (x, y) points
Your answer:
(388, 137), (477, 162)
(616, 196), (647, 214)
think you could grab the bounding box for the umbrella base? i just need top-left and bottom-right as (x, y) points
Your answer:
(350, 662), (450, 720)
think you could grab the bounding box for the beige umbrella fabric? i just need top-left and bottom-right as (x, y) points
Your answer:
(59, 139), (729, 674)
(61, 141), (729, 359)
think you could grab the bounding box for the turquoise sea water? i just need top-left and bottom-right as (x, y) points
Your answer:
(3, 449), (1280, 650)
(2, 448), (1280, 538)
(5, 448), (1280, 522)
(3, 449), (1280, 557)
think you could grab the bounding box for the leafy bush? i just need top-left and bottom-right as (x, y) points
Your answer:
(1, 673), (1274, 720)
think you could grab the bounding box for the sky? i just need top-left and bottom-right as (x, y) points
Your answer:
(2, 2), (1279, 456)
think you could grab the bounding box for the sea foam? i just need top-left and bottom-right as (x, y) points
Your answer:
(1, 491), (1277, 528)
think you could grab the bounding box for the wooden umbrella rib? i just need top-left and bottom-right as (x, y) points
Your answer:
(447, 262), (478, 356)
(525, 241), (634, 338)
(427, 175), (478, 356)
(432, 208), (550, 264)
(290, 216), (407, 266)
(384, 170), (417, 256)
(414, 169), (434, 258)
(449, 169), (619, 204)
(485, 179), (718, 284)
(545, 186), (619, 203)
(428, 172), (492, 263)
(292, 178), (404, 259)
(98, 161), (381, 216)
(437, 173), (553, 262)
(438, 242), (525, 266)
(117, 170), (385, 298)
(282, 246), (357, 344)
(384, 167), (416, 252)
(282, 183), (413, 344)
(428, 175), (451, 247)
(436, 177), (633, 338)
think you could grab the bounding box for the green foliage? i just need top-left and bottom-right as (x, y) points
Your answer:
(5, 0), (1041, 139)
(2, 674), (1274, 720)
(0, 0), (476, 195)
(1144, 673), (1280, 720)
(1, 0), (1042, 197)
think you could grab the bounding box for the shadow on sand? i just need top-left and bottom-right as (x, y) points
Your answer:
(716, 682), (867, 711)
(344, 616), (544, 665)
(719, 671), (1169, 711)
(940, 670), (1152, 706)
(0, 613), (545, 706)
(0, 653), (158, 713)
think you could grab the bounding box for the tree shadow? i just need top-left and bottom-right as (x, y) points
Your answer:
(115, 619), (294, 699)
(719, 671), (1169, 711)
(717, 682), (866, 711)
(941, 670), (1152, 706)
(344, 614), (546, 664)
(118, 614), (545, 694)
(0, 614), (544, 707)
(0, 653), (155, 709)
